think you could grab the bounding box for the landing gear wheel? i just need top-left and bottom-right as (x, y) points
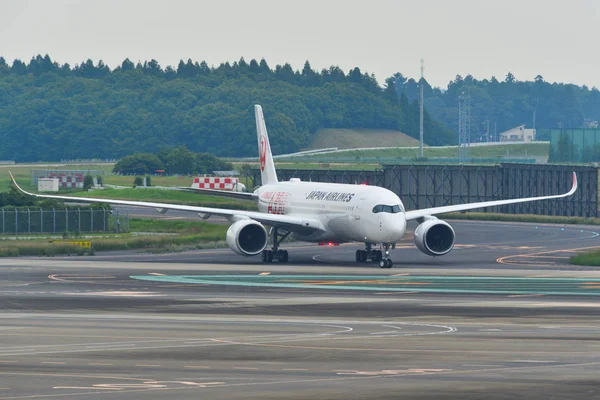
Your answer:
(355, 250), (367, 263)
(262, 250), (274, 263)
(379, 259), (387, 268)
(375, 250), (383, 262)
(265, 228), (291, 263)
(386, 259), (393, 268)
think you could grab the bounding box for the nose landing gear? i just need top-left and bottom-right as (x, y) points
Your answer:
(355, 243), (392, 267)
(378, 244), (393, 268)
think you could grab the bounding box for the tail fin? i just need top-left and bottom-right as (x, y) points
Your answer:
(255, 105), (278, 185)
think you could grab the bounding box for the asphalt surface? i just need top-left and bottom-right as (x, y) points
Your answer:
(0, 220), (600, 399)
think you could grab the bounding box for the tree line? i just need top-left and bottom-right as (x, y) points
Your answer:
(0, 55), (452, 162)
(112, 146), (233, 175)
(2, 55), (598, 162)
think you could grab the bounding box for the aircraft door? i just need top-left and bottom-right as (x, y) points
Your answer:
(354, 198), (366, 220)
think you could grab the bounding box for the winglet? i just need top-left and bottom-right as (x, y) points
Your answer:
(9, 171), (39, 197)
(9, 172), (26, 194)
(571, 171), (577, 195)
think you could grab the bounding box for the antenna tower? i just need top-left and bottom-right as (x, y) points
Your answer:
(419, 59), (424, 157)
(458, 91), (471, 161)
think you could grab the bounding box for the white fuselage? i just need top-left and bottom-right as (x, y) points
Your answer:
(255, 181), (407, 244)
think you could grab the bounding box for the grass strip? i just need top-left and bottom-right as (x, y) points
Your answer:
(69, 188), (256, 210)
(440, 212), (600, 226)
(570, 250), (600, 266)
(0, 218), (229, 257)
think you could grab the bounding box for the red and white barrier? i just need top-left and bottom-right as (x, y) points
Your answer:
(47, 172), (84, 189)
(192, 177), (238, 191)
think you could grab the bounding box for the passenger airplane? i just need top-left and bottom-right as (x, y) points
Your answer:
(10, 105), (577, 268)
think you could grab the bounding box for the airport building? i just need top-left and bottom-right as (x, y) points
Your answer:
(499, 125), (536, 142)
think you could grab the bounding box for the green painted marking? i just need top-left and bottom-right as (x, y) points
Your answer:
(129, 275), (600, 296)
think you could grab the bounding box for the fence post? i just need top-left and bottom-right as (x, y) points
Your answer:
(65, 208), (68, 233)
(103, 209), (106, 231)
(78, 208), (81, 233)
(90, 208), (93, 232)
(53, 208), (56, 234)
(27, 208), (30, 234)
(15, 209), (18, 235)
(40, 208), (43, 233)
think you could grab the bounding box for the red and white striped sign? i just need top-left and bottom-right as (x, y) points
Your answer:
(47, 172), (84, 189)
(192, 177), (238, 190)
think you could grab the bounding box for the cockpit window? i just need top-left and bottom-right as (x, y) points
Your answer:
(372, 204), (404, 214)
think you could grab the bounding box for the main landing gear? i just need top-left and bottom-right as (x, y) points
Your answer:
(355, 243), (393, 268)
(262, 227), (290, 263)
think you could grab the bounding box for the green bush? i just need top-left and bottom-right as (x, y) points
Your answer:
(83, 175), (94, 190)
(133, 176), (143, 187)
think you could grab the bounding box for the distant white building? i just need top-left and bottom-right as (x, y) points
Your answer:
(38, 178), (59, 192)
(499, 125), (536, 143)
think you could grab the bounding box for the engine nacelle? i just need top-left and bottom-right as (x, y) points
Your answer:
(414, 218), (455, 256)
(226, 219), (268, 256)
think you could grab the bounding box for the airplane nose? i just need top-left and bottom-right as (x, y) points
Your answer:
(383, 214), (406, 242)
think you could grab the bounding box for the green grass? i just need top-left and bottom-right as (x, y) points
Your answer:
(0, 218), (229, 257)
(286, 143), (549, 161)
(68, 188), (255, 210)
(570, 250), (600, 266)
(0, 144), (548, 195)
(309, 128), (420, 150)
(128, 218), (227, 234)
(441, 212), (600, 225)
(0, 163), (223, 193)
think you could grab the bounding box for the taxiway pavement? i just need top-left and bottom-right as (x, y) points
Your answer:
(0, 220), (599, 399)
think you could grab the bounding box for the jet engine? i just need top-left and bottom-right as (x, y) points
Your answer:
(226, 219), (268, 256)
(414, 217), (455, 256)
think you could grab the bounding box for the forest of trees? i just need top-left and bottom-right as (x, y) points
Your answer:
(1, 55), (598, 162)
(0, 55), (452, 162)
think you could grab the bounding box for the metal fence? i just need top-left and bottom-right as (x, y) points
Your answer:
(0, 208), (129, 235)
(247, 163), (598, 218)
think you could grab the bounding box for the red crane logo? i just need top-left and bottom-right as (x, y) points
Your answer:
(259, 135), (267, 172)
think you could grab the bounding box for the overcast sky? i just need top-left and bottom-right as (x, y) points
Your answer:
(1, 0), (599, 88)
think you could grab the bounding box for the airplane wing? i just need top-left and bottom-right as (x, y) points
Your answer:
(9, 172), (324, 233)
(405, 171), (577, 221)
(176, 187), (258, 201)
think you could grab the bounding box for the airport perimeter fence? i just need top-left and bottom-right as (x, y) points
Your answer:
(277, 157), (537, 165)
(247, 163), (598, 218)
(0, 208), (130, 235)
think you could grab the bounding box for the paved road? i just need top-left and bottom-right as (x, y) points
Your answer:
(0, 220), (599, 399)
